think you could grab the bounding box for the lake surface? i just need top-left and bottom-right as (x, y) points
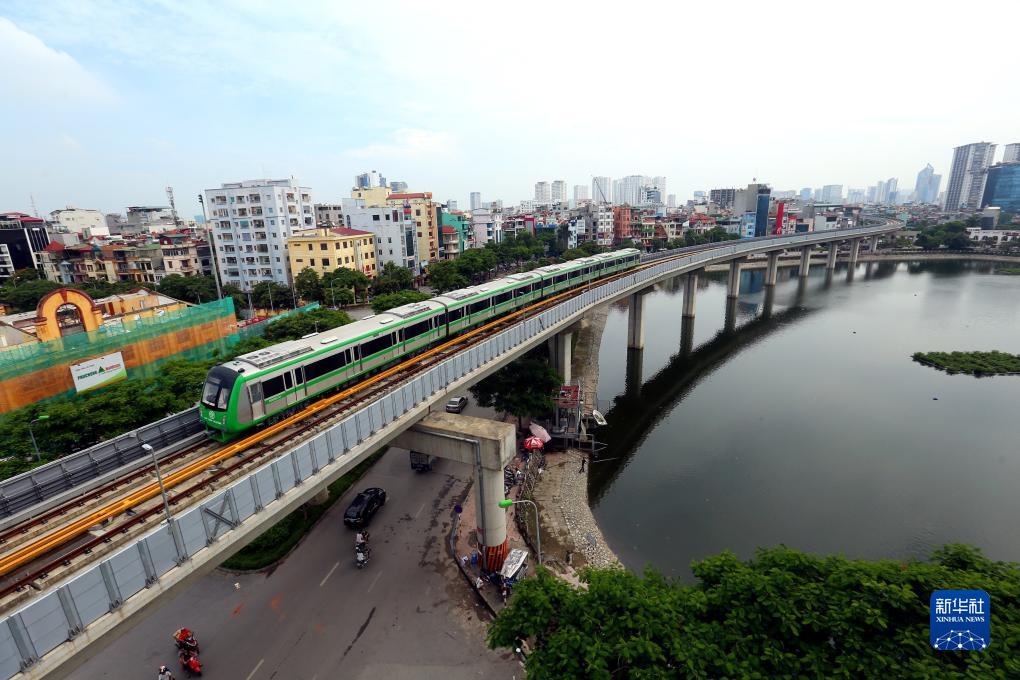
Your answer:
(588, 261), (1020, 579)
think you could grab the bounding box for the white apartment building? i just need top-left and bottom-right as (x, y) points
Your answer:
(592, 176), (612, 203)
(471, 208), (503, 246)
(551, 180), (567, 204)
(48, 207), (109, 237)
(204, 178), (314, 290)
(944, 142), (996, 210)
(344, 205), (419, 274)
(574, 185), (589, 201)
(1003, 143), (1020, 164)
(469, 192), (482, 210)
(534, 182), (552, 205)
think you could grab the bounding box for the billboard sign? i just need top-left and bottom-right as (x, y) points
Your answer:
(70, 352), (128, 393)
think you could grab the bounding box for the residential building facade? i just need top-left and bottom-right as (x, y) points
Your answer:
(469, 192), (482, 210)
(981, 162), (1020, 213)
(551, 180), (567, 204)
(287, 226), (377, 279)
(592, 176), (612, 203)
(470, 208), (502, 246)
(204, 178), (314, 290)
(386, 192), (438, 268)
(709, 188), (736, 209)
(49, 207), (108, 237)
(344, 206), (418, 274)
(534, 181), (552, 205)
(314, 203), (344, 227)
(0, 213), (50, 278)
(1003, 144), (1020, 164)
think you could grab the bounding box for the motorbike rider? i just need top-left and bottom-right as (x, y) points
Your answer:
(355, 530), (369, 548)
(157, 664), (175, 680)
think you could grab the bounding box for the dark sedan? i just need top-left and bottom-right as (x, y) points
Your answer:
(343, 487), (387, 528)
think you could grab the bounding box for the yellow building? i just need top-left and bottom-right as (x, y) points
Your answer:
(351, 186), (392, 206)
(386, 192), (438, 263)
(287, 227), (377, 279)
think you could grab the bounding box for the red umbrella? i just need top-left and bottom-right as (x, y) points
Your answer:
(522, 436), (545, 450)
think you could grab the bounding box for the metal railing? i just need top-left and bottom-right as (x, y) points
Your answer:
(0, 224), (898, 678)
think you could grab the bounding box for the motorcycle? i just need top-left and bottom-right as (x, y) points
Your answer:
(178, 649), (202, 677)
(355, 544), (371, 569)
(172, 628), (199, 654)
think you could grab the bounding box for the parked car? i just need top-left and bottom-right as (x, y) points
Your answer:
(445, 396), (469, 413)
(343, 487), (387, 528)
(409, 451), (438, 472)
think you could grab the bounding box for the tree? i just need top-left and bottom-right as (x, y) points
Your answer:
(0, 279), (61, 312)
(222, 283), (248, 314)
(455, 248), (497, 283)
(294, 268), (324, 304)
(427, 260), (468, 292)
(157, 275), (219, 304)
(489, 544), (1020, 679)
(371, 262), (415, 295)
(371, 290), (430, 314)
(261, 307), (352, 342)
(706, 226), (739, 242)
(250, 281), (294, 311)
(324, 268), (371, 303)
(946, 232), (973, 250)
(469, 351), (561, 419)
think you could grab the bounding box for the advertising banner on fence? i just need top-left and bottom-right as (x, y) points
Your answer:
(70, 352), (128, 393)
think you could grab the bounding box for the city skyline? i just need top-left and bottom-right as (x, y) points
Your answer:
(2, 2), (1019, 216)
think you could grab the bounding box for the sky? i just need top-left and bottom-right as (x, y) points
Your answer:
(1, 0), (1018, 218)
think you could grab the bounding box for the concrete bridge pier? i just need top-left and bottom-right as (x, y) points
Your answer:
(724, 296), (738, 333)
(393, 413), (516, 572)
(798, 246), (813, 278)
(847, 238), (862, 279)
(826, 242), (839, 270)
(761, 285), (776, 320)
(625, 347), (643, 396)
(869, 235), (880, 252)
(726, 258), (743, 298)
(680, 314), (695, 355)
(765, 252), (780, 286)
(627, 291), (646, 350)
(683, 269), (700, 318)
(549, 330), (573, 384)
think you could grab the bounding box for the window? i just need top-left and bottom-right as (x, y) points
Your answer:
(249, 382), (263, 403)
(320, 243), (327, 250)
(387, 237), (392, 244)
(305, 349), (351, 380)
(415, 209), (421, 216)
(404, 318), (432, 339)
(362, 333), (394, 357)
(447, 307), (464, 322)
(322, 258), (330, 267)
(283, 372), (294, 390)
(372, 214), (381, 221)
(263, 375), (285, 399)
(469, 298), (491, 314)
(309, 258), (315, 266)
(493, 291), (512, 305)
(307, 244), (313, 251)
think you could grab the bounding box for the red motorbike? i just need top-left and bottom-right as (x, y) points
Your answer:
(178, 649), (202, 677)
(172, 628), (200, 654)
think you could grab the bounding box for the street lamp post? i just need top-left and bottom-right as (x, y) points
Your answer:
(499, 498), (542, 565)
(142, 443), (174, 526)
(329, 279), (337, 308)
(28, 415), (49, 462)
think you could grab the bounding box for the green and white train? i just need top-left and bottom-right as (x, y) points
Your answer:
(199, 248), (641, 440)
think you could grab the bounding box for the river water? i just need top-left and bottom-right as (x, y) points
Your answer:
(588, 261), (1020, 579)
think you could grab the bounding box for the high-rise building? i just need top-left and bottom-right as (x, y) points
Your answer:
(0, 212), (50, 278)
(613, 176), (646, 206)
(534, 181), (552, 205)
(913, 164), (942, 204)
(732, 183), (771, 237)
(820, 185), (843, 203)
(981, 162), (1020, 213)
(650, 176), (667, 200)
(204, 178), (314, 290)
(551, 180), (567, 203)
(389, 181), (408, 193)
(799, 187), (813, 201)
(469, 192), (482, 210)
(667, 194), (677, 208)
(846, 189), (865, 204)
(709, 188), (736, 209)
(592, 176), (612, 203)
(446, 200), (458, 211)
(573, 185), (589, 201)
(1003, 144), (1020, 163)
(48, 207), (109, 237)
(874, 178), (898, 205)
(354, 170), (387, 189)
(944, 142), (996, 210)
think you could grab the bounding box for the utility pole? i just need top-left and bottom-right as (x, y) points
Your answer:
(198, 194), (224, 301)
(166, 186), (182, 227)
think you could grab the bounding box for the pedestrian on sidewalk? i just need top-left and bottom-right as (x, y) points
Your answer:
(579, 456), (587, 473)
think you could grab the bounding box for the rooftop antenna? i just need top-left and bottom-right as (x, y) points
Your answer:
(165, 186), (182, 227)
(29, 195), (39, 217)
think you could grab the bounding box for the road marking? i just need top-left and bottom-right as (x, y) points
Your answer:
(414, 502), (426, 519)
(367, 570), (383, 593)
(245, 658), (264, 680)
(319, 561), (340, 587)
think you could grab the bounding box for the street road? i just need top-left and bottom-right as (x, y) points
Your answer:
(75, 399), (518, 679)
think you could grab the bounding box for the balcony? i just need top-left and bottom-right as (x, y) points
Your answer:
(248, 194), (261, 203)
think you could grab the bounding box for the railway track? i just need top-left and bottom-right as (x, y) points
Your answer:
(0, 265), (644, 599)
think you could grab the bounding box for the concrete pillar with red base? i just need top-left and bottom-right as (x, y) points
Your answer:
(392, 412), (517, 572)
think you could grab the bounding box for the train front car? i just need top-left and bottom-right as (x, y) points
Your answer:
(199, 364), (245, 441)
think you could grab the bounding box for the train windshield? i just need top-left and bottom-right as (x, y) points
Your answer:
(201, 366), (238, 411)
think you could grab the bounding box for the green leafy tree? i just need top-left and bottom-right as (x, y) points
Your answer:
(261, 307), (352, 342)
(294, 268), (324, 304)
(251, 281), (294, 310)
(489, 545), (1020, 679)
(222, 283), (247, 313)
(469, 351), (561, 419)
(0, 279), (61, 312)
(706, 226), (739, 242)
(427, 260), (468, 292)
(324, 268), (371, 303)
(157, 275), (219, 304)
(454, 248), (497, 283)
(371, 262), (415, 295)
(371, 290), (430, 314)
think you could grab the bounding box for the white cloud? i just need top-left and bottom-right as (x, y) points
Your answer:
(342, 128), (458, 160)
(0, 18), (116, 106)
